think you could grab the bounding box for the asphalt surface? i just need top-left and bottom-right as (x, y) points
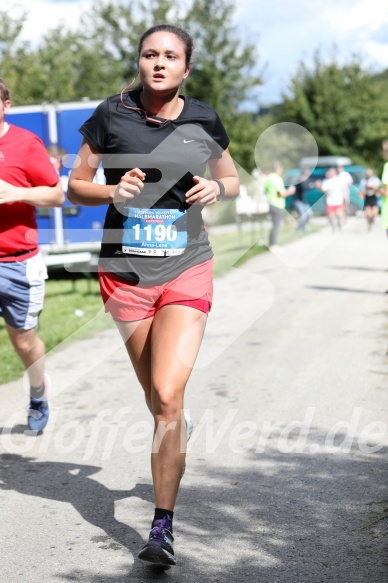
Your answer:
(1, 214), (388, 583)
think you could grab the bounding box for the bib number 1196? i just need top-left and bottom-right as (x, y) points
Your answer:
(122, 208), (187, 256)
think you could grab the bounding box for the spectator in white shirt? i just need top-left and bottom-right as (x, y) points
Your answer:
(315, 167), (346, 231)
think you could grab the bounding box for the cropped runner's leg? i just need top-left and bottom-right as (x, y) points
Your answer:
(150, 304), (207, 510)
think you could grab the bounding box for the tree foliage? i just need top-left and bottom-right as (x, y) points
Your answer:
(2, 0), (263, 172)
(277, 48), (388, 168)
(2, 1), (261, 107)
(4, 4), (388, 173)
(182, 0), (261, 119)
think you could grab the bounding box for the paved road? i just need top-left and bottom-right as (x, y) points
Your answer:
(1, 215), (387, 582)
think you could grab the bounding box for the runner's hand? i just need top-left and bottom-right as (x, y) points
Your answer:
(0, 179), (22, 204)
(113, 168), (145, 202)
(186, 176), (219, 206)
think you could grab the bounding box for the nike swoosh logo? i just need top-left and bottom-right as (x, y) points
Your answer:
(183, 139), (195, 143)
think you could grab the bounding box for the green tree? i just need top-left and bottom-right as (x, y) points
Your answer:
(228, 111), (276, 173)
(3, 0), (263, 172)
(180, 0), (263, 173)
(74, 0), (264, 171)
(182, 0), (261, 118)
(277, 48), (388, 168)
(34, 26), (124, 102)
(0, 9), (39, 102)
(3, 1), (262, 109)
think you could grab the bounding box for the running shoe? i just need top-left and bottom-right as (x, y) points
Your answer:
(182, 412), (193, 477)
(184, 412), (193, 442)
(138, 515), (175, 566)
(27, 374), (50, 433)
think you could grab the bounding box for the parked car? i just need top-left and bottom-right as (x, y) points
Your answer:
(284, 158), (369, 216)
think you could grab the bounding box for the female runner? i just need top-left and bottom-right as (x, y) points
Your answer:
(68, 23), (239, 567)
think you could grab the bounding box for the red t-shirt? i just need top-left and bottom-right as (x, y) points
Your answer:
(0, 124), (60, 261)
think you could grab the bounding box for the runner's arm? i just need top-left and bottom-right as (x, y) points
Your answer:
(0, 179), (64, 207)
(277, 185), (296, 198)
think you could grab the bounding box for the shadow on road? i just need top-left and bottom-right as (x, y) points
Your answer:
(307, 284), (384, 295)
(327, 265), (388, 273)
(0, 453), (152, 560)
(1, 429), (387, 582)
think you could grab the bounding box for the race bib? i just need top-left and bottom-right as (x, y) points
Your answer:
(122, 208), (187, 256)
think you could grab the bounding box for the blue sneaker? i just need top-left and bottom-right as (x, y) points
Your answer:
(138, 515), (175, 566)
(27, 374), (50, 433)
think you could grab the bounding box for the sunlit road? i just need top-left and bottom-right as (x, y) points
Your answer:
(1, 214), (387, 582)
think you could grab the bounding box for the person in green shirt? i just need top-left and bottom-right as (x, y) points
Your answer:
(380, 141), (388, 235)
(264, 161), (295, 250)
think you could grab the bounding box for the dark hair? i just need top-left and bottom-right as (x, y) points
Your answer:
(0, 78), (11, 103)
(138, 24), (194, 67)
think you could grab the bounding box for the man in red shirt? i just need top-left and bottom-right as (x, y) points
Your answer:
(0, 78), (64, 433)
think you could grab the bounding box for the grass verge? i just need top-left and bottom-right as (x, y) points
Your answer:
(0, 218), (321, 384)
